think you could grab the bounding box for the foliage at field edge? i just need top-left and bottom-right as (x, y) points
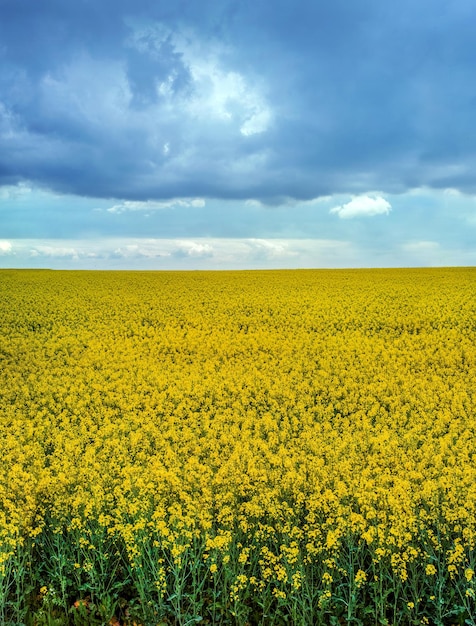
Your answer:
(0, 268), (475, 625)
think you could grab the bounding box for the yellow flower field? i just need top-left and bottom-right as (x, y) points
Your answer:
(0, 267), (475, 625)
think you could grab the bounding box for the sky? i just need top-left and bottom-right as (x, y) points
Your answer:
(0, 0), (475, 269)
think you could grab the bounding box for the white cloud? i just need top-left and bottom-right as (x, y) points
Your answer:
(0, 240), (12, 254)
(330, 195), (391, 219)
(174, 241), (214, 258)
(443, 188), (463, 197)
(7, 235), (472, 270)
(247, 238), (298, 259)
(126, 21), (272, 137)
(30, 245), (80, 259)
(112, 243), (166, 258)
(1, 237), (357, 269)
(245, 199), (263, 208)
(399, 241), (448, 266)
(402, 240), (440, 252)
(111, 239), (213, 259)
(240, 107), (272, 137)
(187, 57), (271, 137)
(106, 198), (205, 214)
(0, 183), (32, 200)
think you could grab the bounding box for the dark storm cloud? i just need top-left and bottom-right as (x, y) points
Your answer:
(1, 0), (476, 202)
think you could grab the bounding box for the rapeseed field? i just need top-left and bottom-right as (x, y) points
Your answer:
(0, 267), (475, 625)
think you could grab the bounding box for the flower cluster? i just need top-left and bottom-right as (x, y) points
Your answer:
(0, 267), (475, 623)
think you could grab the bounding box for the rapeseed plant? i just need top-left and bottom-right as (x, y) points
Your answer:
(0, 267), (475, 624)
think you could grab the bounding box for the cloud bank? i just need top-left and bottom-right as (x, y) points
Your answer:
(2, 230), (475, 270)
(1, 0), (476, 203)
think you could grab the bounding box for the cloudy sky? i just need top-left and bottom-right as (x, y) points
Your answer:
(1, 0), (475, 269)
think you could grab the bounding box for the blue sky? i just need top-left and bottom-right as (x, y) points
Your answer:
(0, 0), (475, 269)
